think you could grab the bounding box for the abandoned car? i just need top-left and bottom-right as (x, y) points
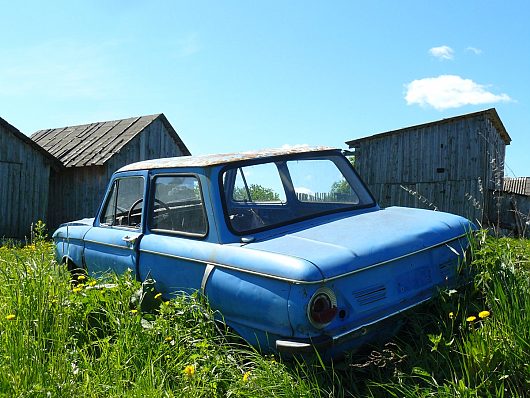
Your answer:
(53, 146), (473, 357)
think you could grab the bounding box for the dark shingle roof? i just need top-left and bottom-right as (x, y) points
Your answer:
(31, 114), (190, 167)
(0, 116), (63, 169)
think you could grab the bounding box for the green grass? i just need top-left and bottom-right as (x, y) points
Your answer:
(1, 231), (529, 397)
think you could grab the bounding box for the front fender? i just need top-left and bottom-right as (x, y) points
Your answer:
(53, 224), (92, 270)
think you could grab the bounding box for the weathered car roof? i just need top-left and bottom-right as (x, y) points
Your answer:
(118, 145), (337, 172)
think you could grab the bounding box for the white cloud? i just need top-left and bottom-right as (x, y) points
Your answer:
(177, 33), (201, 57)
(404, 75), (512, 110)
(466, 46), (483, 55)
(428, 45), (454, 60)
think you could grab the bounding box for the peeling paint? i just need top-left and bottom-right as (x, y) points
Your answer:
(118, 146), (336, 172)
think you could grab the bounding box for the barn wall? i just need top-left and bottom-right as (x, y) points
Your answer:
(353, 114), (506, 225)
(49, 118), (188, 228)
(0, 124), (51, 239)
(47, 166), (107, 228)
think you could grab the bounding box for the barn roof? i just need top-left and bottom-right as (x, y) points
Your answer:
(346, 108), (511, 148)
(0, 116), (63, 169)
(118, 145), (336, 172)
(31, 113), (190, 167)
(504, 177), (530, 196)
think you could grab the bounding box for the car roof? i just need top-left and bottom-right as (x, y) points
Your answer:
(117, 145), (337, 172)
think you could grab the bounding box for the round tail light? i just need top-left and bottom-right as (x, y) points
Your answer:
(307, 287), (337, 328)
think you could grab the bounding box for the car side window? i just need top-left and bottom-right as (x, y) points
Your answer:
(100, 177), (144, 228)
(232, 163), (286, 203)
(150, 175), (207, 236)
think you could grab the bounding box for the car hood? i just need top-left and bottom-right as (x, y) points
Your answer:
(53, 218), (95, 240)
(58, 217), (95, 228)
(244, 207), (473, 279)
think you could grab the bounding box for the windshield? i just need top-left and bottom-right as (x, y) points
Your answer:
(221, 154), (374, 234)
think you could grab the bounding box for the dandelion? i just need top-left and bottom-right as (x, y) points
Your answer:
(77, 275), (86, 281)
(88, 281), (97, 287)
(184, 364), (195, 377)
(449, 312), (454, 319)
(6, 314), (16, 321)
(131, 309), (138, 315)
(164, 301), (170, 306)
(72, 287), (82, 293)
(154, 293), (162, 300)
(466, 315), (477, 322)
(164, 336), (173, 342)
(243, 371), (251, 382)
(478, 310), (490, 319)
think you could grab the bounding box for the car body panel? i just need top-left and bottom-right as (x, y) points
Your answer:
(52, 146), (474, 358)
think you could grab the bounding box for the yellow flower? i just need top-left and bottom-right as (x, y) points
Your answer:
(6, 314), (16, 321)
(466, 316), (477, 322)
(478, 310), (490, 319)
(449, 312), (454, 319)
(184, 365), (195, 377)
(243, 371), (251, 382)
(131, 309), (138, 315)
(88, 281), (97, 287)
(77, 275), (86, 281)
(154, 293), (162, 300)
(164, 336), (173, 342)
(72, 287), (82, 293)
(164, 301), (170, 306)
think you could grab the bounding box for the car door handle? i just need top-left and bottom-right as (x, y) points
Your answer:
(122, 235), (137, 245)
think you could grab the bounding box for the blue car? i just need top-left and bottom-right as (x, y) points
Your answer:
(53, 146), (473, 358)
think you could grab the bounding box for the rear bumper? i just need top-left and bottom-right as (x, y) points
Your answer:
(276, 296), (431, 355)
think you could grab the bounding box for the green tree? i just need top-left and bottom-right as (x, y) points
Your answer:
(234, 184), (281, 202)
(330, 156), (356, 200)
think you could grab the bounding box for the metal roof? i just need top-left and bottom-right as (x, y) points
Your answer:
(118, 145), (336, 172)
(31, 114), (190, 167)
(346, 108), (511, 147)
(504, 177), (530, 196)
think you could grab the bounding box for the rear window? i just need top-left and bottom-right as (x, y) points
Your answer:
(221, 154), (374, 234)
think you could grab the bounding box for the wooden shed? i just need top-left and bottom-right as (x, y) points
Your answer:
(32, 114), (190, 228)
(346, 108), (511, 225)
(0, 116), (62, 238)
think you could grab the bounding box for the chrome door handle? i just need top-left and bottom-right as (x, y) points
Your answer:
(122, 235), (137, 245)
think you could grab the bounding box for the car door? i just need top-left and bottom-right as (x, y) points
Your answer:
(138, 173), (212, 296)
(84, 174), (146, 276)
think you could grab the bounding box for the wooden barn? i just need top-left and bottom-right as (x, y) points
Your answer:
(346, 108), (511, 225)
(0, 116), (63, 238)
(32, 114), (190, 228)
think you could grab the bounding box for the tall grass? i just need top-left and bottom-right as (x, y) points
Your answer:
(1, 231), (529, 397)
(0, 242), (319, 397)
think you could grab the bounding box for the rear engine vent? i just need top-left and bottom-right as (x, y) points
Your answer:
(353, 285), (386, 305)
(439, 260), (454, 279)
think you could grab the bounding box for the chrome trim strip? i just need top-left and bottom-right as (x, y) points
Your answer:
(201, 263), (215, 294)
(275, 296), (433, 353)
(139, 233), (467, 285)
(140, 248), (306, 283)
(332, 296), (432, 343)
(323, 234), (467, 283)
(84, 239), (131, 251)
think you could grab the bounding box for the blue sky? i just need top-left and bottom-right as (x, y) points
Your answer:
(1, 1), (529, 176)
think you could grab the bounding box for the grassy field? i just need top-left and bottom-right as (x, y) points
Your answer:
(1, 229), (529, 397)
